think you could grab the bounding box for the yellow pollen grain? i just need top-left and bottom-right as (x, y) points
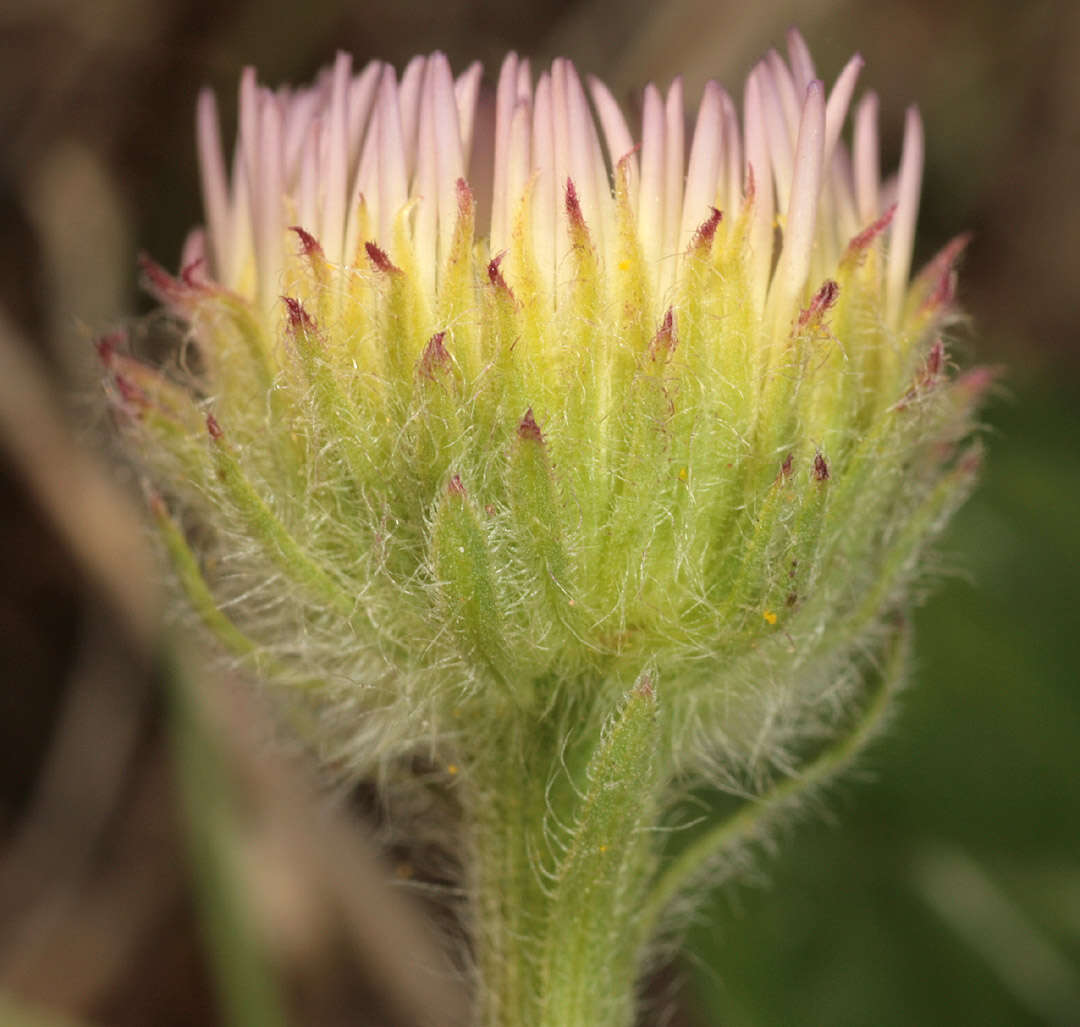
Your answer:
(763, 610), (778, 625)
(678, 467), (688, 482)
(448, 763), (459, 775)
(599, 844), (608, 853)
(617, 258), (631, 271)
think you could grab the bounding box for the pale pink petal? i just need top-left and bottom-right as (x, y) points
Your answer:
(786, 28), (817, 94)
(550, 60), (572, 267)
(680, 79), (723, 253)
(886, 105), (924, 326)
(350, 113), (378, 250)
(829, 146), (860, 248)
(743, 68), (776, 312)
(429, 53), (465, 275)
(587, 74), (638, 200)
(298, 119), (320, 236)
(282, 87), (319, 186)
(490, 53), (521, 256)
(254, 94), (284, 312)
(879, 173), (899, 221)
(320, 51), (352, 267)
(238, 67), (259, 209)
(506, 97), (532, 247)
(531, 71), (556, 300)
(758, 59), (795, 213)
(376, 65), (408, 248)
(823, 53), (863, 168)
(661, 76), (685, 294)
(414, 60), (440, 295)
(563, 59), (608, 253)
(227, 143), (253, 287)
(454, 60), (483, 174)
(346, 61), (382, 171)
(398, 56), (427, 176)
(853, 91), (880, 223)
(720, 89), (742, 220)
(638, 82), (665, 273)
(516, 58), (532, 101)
(773, 80), (824, 315)
(196, 88), (230, 280)
(766, 49), (800, 139)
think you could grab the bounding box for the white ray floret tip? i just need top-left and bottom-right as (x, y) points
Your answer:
(190, 43), (932, 327)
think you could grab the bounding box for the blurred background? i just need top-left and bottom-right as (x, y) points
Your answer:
(1, 0), (1077, 1023)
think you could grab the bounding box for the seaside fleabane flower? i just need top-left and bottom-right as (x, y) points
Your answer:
(101, 30), (984, 1027)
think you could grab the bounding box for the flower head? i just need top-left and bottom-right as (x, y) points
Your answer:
(109, 32), (981, 778)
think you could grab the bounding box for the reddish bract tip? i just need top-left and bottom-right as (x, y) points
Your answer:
(487, 252), (516, 301)
(290, 225), (324, 259)
(206, 412), (223, 441)
(94, 331), (123, 367)
(447, 474), (466, 497)
(691, 207), (723, 252)
(955, 365), (998, 406)
(419, 331), (450, 379)
(614, 149), (641, 194)
(281, 295), (317, 333)
(180, 257), (209, 288)
(518, 407), (544, 444)
(779, 453), (794, 480)
(139, 252), (215, 305)
(813, 453), (830, 481)
(925, 272), (956, 312)
(924, 233), (972, 278)
(958, 447), (984, 477)
(365, 241), (402, 275)
(846, 204), (896, 257)
(920, 338), (946, 389)
(919, 233), (972, 313)
(456, 177), (474, 219)
(565, 178), (593, 250)
(743, 163), (757, 206)
(114, 373), (148, 412)
(797, 279), (840, 328)
(926, 338), (945, 379)
(635, 674), (655, 700)
(138, 253), (187, 304)
(648, 308), (677, 360)
(565, 178), (583, 226)
(896, 339), (949, 410)
(147, 490), (168, 519)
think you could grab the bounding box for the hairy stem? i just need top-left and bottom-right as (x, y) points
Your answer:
(467, 675), (660, 1027)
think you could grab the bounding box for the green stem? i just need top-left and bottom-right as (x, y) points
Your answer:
(468, 717), (552, 1027)
(467, 675), (661, 1027)
(635, 627), (907, 947)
